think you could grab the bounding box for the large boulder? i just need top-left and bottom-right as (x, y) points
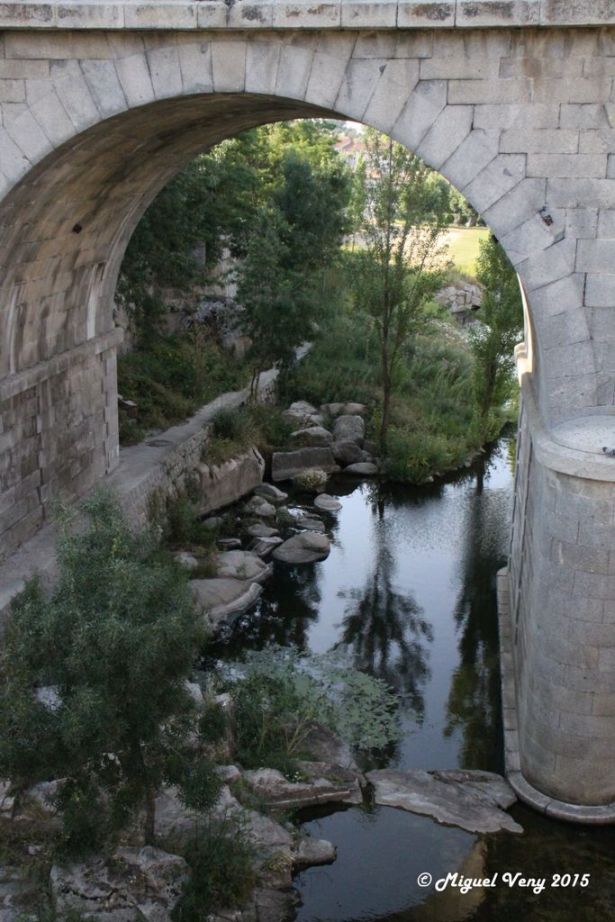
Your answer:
(281, 401), (323, 429)
(271, 448), (337, 482)
(215, 550), (272, 584)
(50, 846), (188, 922)
(196, 448), (265, 515)
(366, 769), (523, 835)
(192, 578), (262, 628)
(272, 532), (331, 564)
(290, 426), (333, 448)
(333, 415), (365, 446)
(332, 439), (363, 466)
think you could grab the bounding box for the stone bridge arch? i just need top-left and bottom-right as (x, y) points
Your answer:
(1, 8), (615, 818)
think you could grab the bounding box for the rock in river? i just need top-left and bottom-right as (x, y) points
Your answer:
(192, 578), (262, 627)
(273, 531), (331, 564)
(215, 550), (272, 584)
(290, 426), (333, 448)
(313, 493), (342, 513)
(332, 439), (364, 466)
(333, 414), (365, 446)
(271, 447), (338, 482)
(366, 769), (523, 835)
(344, 462), (379, 476)
(253, 483), (288, 504)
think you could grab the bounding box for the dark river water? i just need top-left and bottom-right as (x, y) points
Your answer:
(213, 435), (615, 922)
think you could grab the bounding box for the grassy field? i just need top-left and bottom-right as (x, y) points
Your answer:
(441, 226), (489, 277)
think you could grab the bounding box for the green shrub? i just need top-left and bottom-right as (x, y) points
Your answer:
(0, 491), (209, 852)
(226, 646), (401, 772)
(172, 816), (256, 921)
(198, 702), (228, 745)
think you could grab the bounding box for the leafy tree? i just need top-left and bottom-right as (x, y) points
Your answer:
(354, 130), (448, 450)
(237, 150), (350, 391)
(0, 492), (218, 851)
(470, 235), (524, 441)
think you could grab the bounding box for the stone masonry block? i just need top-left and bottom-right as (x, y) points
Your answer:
(275, 43), (313, 100)
(304, 47), (348, 109)
(80, 59), (127, 116)
(586, 274), (615, 307)
(416, 104), (473, 171)
(474, 102), (559, 130)
(178, 40), (214, 94)
(211, 39), (246, 93)
(548, 178), (615, 208)
(500, 128), (579, 154)
(391, 79), (447, 151)
(463, 153), (527, 213)
(335, 57), (382, 121)
(576, 238), (615, 273)
(362, 58), (419, 134)
(482, 176), (546, 238)
(115, 52), (155, 106)
(147, 44), (183, 99)
(448, 78), (531, 105)
(528, 153), (607, 178)
(441, 128), (500, 192)
(396, 0), (455, 27)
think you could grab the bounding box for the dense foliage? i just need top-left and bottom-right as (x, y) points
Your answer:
(351, 129), (449, 449)
(470, 234), (524, 441)
(223, 646), (401, 773)
(0, 492), (219, 851)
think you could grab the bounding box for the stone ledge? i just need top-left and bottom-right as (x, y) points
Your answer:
(0, 329), (123, 403)
(497, 567), (615, 825)
(521, 375), (615, 482)
(0, 0), (614, 31)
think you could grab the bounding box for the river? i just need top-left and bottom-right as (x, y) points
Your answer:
(212, 434), (615, 922)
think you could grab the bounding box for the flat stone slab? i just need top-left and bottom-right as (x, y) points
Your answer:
(290, 426), (333, 447)
(272, 531), (331, 564)
(192, 578), (262, 626)
(344, 462), (378, 475)
(367, 769), (523, 835)
(313, 494), (342, 512)
(241, 763), (363, 809)
(249, 536), (284, 557)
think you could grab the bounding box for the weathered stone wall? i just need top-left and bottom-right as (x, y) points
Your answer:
(510, 384), (615, 806)
(0, 330), (121, 559)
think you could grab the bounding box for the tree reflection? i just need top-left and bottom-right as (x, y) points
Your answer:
(444, 443), (510, 771)
(336, 499), (432, 722)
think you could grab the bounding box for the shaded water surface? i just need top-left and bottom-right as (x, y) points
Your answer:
(214, 436), (615, 921)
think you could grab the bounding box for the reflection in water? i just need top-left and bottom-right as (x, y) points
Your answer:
(213, 435), (615, 921)
(445, 451), (507, 771)
(336, 504), (432, 721)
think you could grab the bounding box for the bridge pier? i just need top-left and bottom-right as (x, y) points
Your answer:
(502, 377), (615, 819)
